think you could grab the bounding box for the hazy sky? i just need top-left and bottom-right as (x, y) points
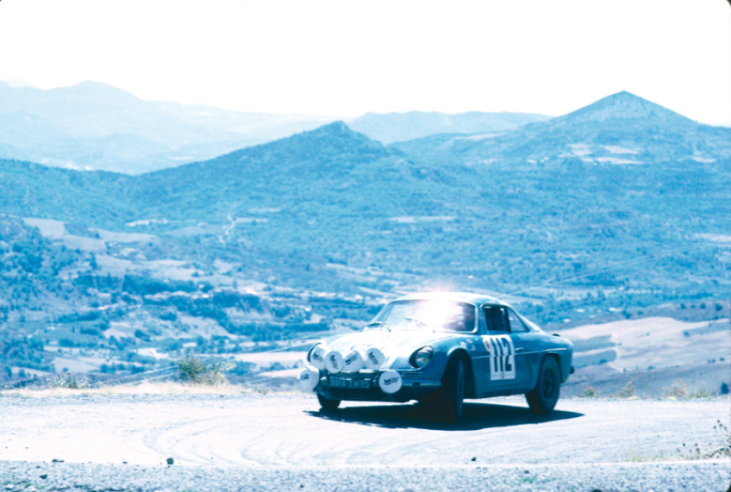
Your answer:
(1, 0), (729, 124)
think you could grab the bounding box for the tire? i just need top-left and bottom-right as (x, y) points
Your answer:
(526, 356), (561, 415)
(317, 393), (341, 411)
(437, 357), (465, 422)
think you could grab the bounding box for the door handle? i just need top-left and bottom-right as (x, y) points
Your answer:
(515, 347), (525, 352)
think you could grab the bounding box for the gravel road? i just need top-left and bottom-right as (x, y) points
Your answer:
(1, 391), (729, 491)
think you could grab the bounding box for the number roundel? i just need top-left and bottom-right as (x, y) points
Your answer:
(483, 335), (516, 381)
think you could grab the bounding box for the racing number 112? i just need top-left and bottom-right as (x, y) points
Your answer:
(487, 335), (516, 381)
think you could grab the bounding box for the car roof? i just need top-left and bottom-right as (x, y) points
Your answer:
(393, 291), (506, 306)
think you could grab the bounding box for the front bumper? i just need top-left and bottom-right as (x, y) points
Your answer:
(315, 370), (441, 402)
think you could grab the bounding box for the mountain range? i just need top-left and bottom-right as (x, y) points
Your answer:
(0, 81), (333, 174)
(2, 90), (729, 292)
(0, 81), (551, 174)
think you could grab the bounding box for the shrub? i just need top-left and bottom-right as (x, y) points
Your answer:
(663, 378), (688, 399)
(581, 386), (599, 398)
(175, 356), (230, 385)
(48, 374), (89, 389)
(134, 329), (151, 342)
(159, 311), (177, 321)
(721, 382), (729, 395)
(688, 388), (712, 399)
(58, 338), (77, 348)
(616, 379), (636, 398)
(228, 361), (255, 376)
(80, 327), (101, 336)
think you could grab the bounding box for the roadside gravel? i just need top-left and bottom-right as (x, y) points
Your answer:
(1, 460), (729, 492)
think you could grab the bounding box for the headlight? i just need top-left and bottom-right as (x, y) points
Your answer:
(411, 346), (434, 368)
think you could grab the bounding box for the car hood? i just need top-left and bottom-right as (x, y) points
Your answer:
(322, 329), (454, 360)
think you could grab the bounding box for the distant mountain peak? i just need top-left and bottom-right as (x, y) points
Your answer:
(306, 120), (353, 135)
(291, 120), (380, 146)
(2, 77), (36, 89)
(49, 80), (141, 103)
(558, 91), (692, 125)
(201, 120), (390, 170)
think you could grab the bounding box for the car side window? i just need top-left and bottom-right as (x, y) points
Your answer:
(483, 305), (509, 332)
(507, 308), (529, 333)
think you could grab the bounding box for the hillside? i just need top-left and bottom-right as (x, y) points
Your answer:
(393, 91), (729, 165)
(0, 91), (729, 387)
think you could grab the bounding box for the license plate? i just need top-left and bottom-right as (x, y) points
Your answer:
(329, 377), (372, 389)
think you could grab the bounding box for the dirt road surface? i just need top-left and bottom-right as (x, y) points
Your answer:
(1, 391), (729, 491)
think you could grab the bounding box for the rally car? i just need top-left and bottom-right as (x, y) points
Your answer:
(299, 292), (574, 421)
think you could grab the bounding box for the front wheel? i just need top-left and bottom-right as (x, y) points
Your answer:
(526, 356), (561, 415)
(317, 393), (341, 411)
(437, 357), (465, 422)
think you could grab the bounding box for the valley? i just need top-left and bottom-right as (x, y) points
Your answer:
(0, 90), (729, 397)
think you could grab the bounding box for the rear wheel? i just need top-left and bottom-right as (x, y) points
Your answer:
(437, 357), (465, 422)
(526, 356), (561, 415)
(317, 393), (341, 411)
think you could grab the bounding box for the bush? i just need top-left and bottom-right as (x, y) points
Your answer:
(616, 379), (636, 398)
(134, 329), (151, 342)
(228, 361), (255, 376)
(48, 374), (89, 389)
(581, 386), (599, 398)
(663, 378), (688, 399)
(80, 327), (101, 336)
(175, 356), (231, 385)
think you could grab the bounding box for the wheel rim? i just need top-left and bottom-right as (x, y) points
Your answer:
(541, 368), (556, 400)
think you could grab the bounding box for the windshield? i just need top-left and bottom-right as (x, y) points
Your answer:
(370, 300), (477, 333)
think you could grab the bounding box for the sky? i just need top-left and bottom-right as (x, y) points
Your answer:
(0, 0), (729, 124)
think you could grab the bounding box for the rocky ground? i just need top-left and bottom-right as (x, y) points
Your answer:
(0, 389), (729, 491)
(1, 461), (728, 492)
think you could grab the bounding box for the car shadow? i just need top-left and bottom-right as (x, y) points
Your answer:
(305, 401), (583, 431)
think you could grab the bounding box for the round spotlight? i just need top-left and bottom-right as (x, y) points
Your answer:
(378, 370), (402, 394)
(342, 350), (364, 372)
(324, 351), (345, 373)
(364, 347), (385, 370)
(298, 367), (319, 392)
(308, 344), (327, 370)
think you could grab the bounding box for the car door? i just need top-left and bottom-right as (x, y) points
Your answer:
(505, 307), (533, 389)
(480, 304), (525, 391)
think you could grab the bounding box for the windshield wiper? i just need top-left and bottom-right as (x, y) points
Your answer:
(365, 321), (391, 332)
(405, 317), (435, 332)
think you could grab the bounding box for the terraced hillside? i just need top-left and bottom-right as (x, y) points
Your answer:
(0, 91), (729, 390)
